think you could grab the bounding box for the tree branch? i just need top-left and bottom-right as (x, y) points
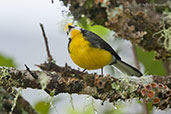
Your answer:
(40, 23), (53, 62)
(0, 63), (170, 110)
(132, 45), (149, 114)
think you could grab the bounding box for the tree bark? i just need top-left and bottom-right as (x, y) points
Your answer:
(0, 62), (170, 111)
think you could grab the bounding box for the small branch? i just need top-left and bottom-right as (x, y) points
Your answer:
(51, 0), (54, 4)
(24, 64), (38, 79)
(132, 45), (149, 114)
(163, 60), (171, 75)
(40, 23), (53, 62)
(132, 45), (140, 70)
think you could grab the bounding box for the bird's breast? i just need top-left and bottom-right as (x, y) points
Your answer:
(68, 35), (113, 70)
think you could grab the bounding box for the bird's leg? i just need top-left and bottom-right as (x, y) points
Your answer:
(101, 67), (103, 76)
(82, 69), (87, 73)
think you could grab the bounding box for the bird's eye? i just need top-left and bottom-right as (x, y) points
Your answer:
(68, 25), (74, 31)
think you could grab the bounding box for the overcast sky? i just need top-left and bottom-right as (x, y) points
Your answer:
(0, 0), (74, 69)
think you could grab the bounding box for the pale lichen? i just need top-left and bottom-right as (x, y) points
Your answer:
(127, 75), (153, 85)
(38, 72), (52, 90)
(153, 12), (171, 51)
(70, 94), (75, 110)
(106, 5), (123, 22)
(81, 86), (97, 95)
(9, 88), (22, 114)
(111, 75), (141, 100)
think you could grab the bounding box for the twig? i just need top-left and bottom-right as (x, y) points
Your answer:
(24, 64), (38, 79)
(70, 94), (75, 111)
(132, 44), (149, 114)
(51, 0), (54, 4)
(39, 23), (53, 62)
(132, 45), (140, 69)
(163, 60), (171, 75)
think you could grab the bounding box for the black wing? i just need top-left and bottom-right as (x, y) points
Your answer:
(81, 29), (121, 60)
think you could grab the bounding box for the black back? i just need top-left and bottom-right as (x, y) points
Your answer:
(81, 29), (121, 60)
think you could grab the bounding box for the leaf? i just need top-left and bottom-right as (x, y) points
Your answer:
(0, 54), (16, 67)
(147, 102), (153, 114)
(102, 104), (124, 114)
(34, 101), (51, 114)
(88, 25), (110, 38)
(67, 106), (94, 114)
(77, 17), (89, 29)
(77, 17), (110, 38)
(136, 46), (166, 75)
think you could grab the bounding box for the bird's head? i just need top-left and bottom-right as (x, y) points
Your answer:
(65, 23), (75, 35)
(65, 23), (81, 39)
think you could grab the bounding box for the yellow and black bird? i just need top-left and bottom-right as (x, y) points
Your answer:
(65, 23), (142, 77)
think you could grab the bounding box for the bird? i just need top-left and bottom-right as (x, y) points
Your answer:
(65, 23), (142, 77)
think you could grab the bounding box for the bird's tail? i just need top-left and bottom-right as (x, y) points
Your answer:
(112, 60), (142, 77)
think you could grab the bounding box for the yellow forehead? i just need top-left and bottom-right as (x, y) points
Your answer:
(64, 23), (73, 31)
(70, 29), (81, 39)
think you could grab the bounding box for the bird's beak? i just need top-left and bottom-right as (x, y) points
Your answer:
(64, 23), (73, 32)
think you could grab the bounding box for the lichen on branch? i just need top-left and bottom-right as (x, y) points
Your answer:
(0, 63), (170, 110)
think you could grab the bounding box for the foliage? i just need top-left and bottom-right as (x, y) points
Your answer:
(136, 46), (166, 75)
(0, 54), (16, 67)
(34, 101), (51, 114)
(67, 104), (124, 114)
(102, 104), (124, 114)
(67, 106), (95, 114)
(77, 17), (110, 38)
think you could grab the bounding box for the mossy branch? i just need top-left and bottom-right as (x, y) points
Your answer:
(0, 86), (38, 114)
(0, 62), (170, 110)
